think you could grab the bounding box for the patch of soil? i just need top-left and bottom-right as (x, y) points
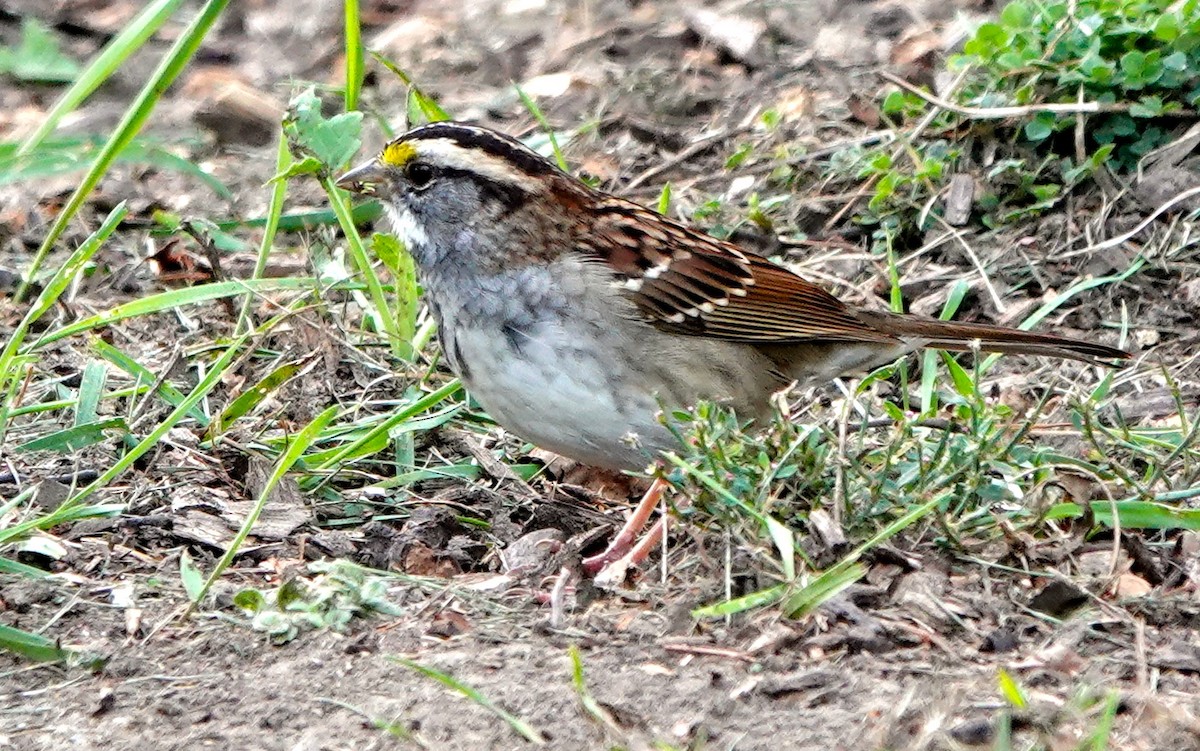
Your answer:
(5, 566), (1200, 751)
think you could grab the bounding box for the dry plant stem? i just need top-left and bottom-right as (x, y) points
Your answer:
(1062, 184), (1200, 257)
(128, 345), (184, 428)
(931, 214), (1006, 313)
(581, 478), (669, 574)
(832, 387), (854, 528)
(1134, 617), (1149, 694)
(823, 181), (878, 231)
(879, 70), (1199, 118)
(624, 127), (737, 191)
(660, 643), (754, 662)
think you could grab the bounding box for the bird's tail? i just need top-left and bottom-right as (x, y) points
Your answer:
(856, 311), (1130, 365)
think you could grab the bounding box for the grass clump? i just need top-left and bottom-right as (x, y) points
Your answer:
(0, 7), (453, 661)
(660, 348), (1200, 619)
(820, 0), (1200, 241)
(951, 0), (1200, 170)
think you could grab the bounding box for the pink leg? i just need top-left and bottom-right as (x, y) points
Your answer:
(582, 478), (669, 575)
(623, 516), (666, 565)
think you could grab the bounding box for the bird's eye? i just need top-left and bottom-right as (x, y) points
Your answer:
(405, 161), (434, 188)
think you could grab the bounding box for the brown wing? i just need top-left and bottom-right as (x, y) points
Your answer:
(580, 198), (898, 345)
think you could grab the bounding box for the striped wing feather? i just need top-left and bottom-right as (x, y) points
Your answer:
(579, 198), (1129, 365)
(585, 200), (896, 344)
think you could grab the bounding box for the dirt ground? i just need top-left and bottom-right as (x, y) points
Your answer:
(3, 0), (1200, 749)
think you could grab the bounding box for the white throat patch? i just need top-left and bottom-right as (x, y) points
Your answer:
(384, 204), (429, 251)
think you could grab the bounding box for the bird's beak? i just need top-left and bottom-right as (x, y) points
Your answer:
(335, 158), (386, 194)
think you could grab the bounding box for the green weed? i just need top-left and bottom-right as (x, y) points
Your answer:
(234, 559), (404, 644)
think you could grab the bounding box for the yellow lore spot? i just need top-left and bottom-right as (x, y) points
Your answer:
(381, 140), (417, 167)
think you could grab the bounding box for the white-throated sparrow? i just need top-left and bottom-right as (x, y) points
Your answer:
(337, 122), (1129, 572)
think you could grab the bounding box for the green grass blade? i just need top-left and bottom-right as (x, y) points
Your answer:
(1046, 500), (1200, 530)
(781, 562), (868, 619)
(15, 417), (127, 453)
(656, 182), (672, 214)
(367, 51), (450, 123)
(779, 497), (941, 618)
(90, 338), (209, 426)
(322, 175), (405, 358)
(919, 348), (939, 417)
(312, 379), (462, 472)
(0, 623), (71, 663)
(315, 698), (425, 744)
(0, 203), (126, 447)
(1088, 691), (1120, 750)
(514, 84), (568, 172)
(364, 462), (540, 491)
(0, 335), (252, 544)
(1, 503), (126, 550)
(15, 0), (232, 301)
(0, 203), (126, 378)
(179, 549), (205, 602)
(0, 357), (30, 447)
(237, 132), (291, 331)
(941, 351), (977, 399)
(28, 277), (318, 350)
(17, 0), (185, 155)
(208, 201), (381, 233)
(845, 498), (940, 561)
(982, 256), (1144, 372)
(568, 645), (626, 740)
(995, 710), (1013, 751)
(764, 515), (796, 581)
(942, 279), (969, 318)
(134, 143), (232, 199)
(692, 584), (786, 618)
(1, 19), (80, 83)
(1022, 257), (1144, 331)
(0, 556), (50, 578)
(390, 657), (547, 745)
(296, 403), (461, 469)
(343, 0), (363, 112)
(663, 452), (796, 575)
(371, 233), (419, 352)
(2, 137), (230, 199)
(74, 359), (106, 426)
(996, 668), (1028, 708)
(49, 504), (126, 525)
(215, 356), (314, 433)
(920, 279), (969, 416)
(185, 405), (339, 611)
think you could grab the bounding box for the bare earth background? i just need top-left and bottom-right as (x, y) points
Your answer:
(2, 0), (1200, 749)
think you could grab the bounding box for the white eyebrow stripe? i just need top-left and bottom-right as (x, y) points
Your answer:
(412, 138), (535, 189)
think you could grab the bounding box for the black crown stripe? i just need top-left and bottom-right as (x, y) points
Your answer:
(401, 122), (558, 178)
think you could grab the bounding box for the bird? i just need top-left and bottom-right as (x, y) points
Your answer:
(336, 121), (1129, 575)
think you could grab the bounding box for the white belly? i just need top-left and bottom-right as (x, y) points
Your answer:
(451, 320), (670, 470)
(421, 256), (785, 470)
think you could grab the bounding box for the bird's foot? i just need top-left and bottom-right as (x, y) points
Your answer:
(582, 478), (669, 580)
